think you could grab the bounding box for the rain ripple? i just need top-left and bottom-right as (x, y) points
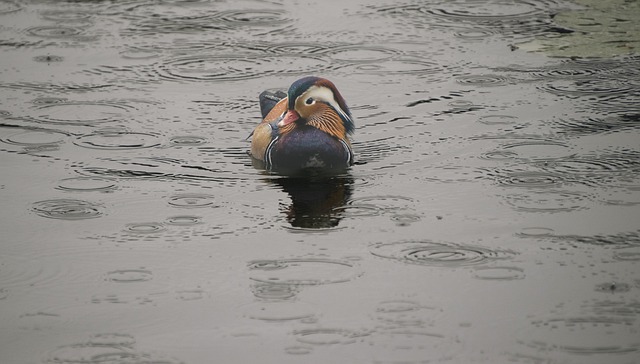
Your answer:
(32, 199), (104, 220)
(371, 241), (513, 267)
(74, 130), (161, 150)
(31, 101), (134, 126)
(154, 54), (336, 82)
(46, 333), (181, 364)
(248, 258), (360, 285)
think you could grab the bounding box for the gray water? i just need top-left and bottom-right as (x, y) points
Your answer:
(1, 0), (639, 363)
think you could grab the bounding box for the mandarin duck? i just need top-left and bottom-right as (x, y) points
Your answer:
(250, 76), (354, 176)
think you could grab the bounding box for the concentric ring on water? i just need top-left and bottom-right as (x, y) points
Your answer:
(167, 194), (217, 208)
(494, 170), (565, 188)
(33, 55), (64, 63)
(154, 54), (334, 82)
(248, 258), (358, 285)
(32, 199), (104, 220)
(371, 240), (513, 267)
(1, 130), (68, 147)
(104, 269), (153, 283)
(74, 131), (161, 150)
(32, 102), (133, 125)
(294, 328), (371, 345)
(165, 215), (202, 226)
(457, 74), (512, 87)
(169, 135), (208, 146)
(520, 315), (640, 355)
(124, 222), (166, 234)
(0, 1), (21, 14)
(56, 177), (117, 192)
(25, 25), (84, 38)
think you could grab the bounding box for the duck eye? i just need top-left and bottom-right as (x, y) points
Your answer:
(305, 97), (315, 105)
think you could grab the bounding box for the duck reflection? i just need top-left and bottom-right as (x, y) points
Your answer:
(269, 175), (354, 229)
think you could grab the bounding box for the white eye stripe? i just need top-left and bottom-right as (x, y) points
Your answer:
(300, 86), (348, 117)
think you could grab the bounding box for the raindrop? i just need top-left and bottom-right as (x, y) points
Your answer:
(33, 55), (64, 63)
(32, 199), (104, 220)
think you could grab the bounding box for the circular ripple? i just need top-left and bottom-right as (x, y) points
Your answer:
(352, 58), (441, 77)
(613, 247), (640, 262)
(33, 55), (64, 63)
(169, 135), (207, 146)
(371, 241), (512, 267)
(33, 102), (132, 125)
(155, 54), (333, 82)
(32, 199), (104, 220)
(503, 190), (593, 213)
(538, 79), (633, 98)
(74, 131), (161, 150)
(104, 269), (153, 283)
(457, 74), (512, 86)
(165, 215), (202, 226)
(242, 301), (316, 322)
(495, 170), (565, 188)
(216, 9), (283, 26)
(1, 130), (68, 147)
(248, 258), (358, 285)
(501, 140), (571, 161)
(478, 114), (518, 125)
(454, 28), (497, 39)
(595, 282), (631, 293)
(322, 44), (400, 63)
(294, 328), (370, 345)
(124, 222), (166, 234)
(474, 266), (525, 280)
(56, 177), (117, 192)
(374, 300), (435, 327)
(262, 42), (329, 55)
(25, 25), (84, 38)
(481, 150), (518, 160)
(0, 1), (20, 14)
(250, 282), (299, 300)
(522, 316), (640, 355)
(40, 10), (92, 22)
(168, 194), (217, 208)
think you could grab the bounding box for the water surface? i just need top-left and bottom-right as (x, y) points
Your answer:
(1, 0), (639, 363)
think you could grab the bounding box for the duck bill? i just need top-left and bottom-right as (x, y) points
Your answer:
(277, 110), (300, 127)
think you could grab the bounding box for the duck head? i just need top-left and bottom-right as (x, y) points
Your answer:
(277, 76), (354, 139)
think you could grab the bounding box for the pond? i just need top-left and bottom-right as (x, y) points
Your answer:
(1, 0), (639, 363)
